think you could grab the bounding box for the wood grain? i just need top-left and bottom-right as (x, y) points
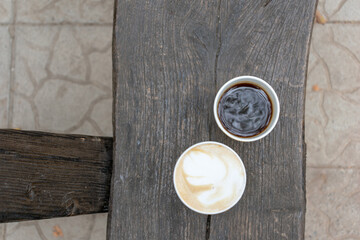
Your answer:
(109, 0), (316, 239)
(109, 0), (218, 239)
(0, 129), (112, 222)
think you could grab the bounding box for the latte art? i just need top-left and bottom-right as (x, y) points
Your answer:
(174, 142), (246, 214)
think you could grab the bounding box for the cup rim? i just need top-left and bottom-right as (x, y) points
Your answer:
(213, 75), (280, 142)
(173, 141), (247, 215)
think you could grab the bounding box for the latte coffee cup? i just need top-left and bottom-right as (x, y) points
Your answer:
(173, 141), (246, 214)
(214, 76), (280, 142)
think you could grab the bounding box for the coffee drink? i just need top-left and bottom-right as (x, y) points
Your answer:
(217, 83), (272, 138)
(174, 142), (246, 214)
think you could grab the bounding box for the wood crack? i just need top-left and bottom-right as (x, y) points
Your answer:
(263, 0), (272, 7)
(207, 0), (222, 239)
(214, 0), (222, 90)
(205, 215), (211, 240)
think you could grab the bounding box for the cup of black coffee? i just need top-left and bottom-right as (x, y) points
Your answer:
(214, 76), (280, 142)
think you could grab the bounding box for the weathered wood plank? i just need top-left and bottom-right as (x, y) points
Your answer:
(109, 0), (316, 239)
(0, 130), (112, 222)
(109, 0), (219, 239)
(209, 0), (316, 239)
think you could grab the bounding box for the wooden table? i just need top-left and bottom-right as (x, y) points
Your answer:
(108, 0), (316, 239)
(0, 0), (317, 239)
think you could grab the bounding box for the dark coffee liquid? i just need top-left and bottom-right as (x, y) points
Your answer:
(217, 83), (272, 137)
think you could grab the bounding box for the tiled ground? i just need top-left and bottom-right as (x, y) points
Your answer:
(12, 25), (112, 135)
(0, 0), (359, 239)
(305, 1), (360, 240)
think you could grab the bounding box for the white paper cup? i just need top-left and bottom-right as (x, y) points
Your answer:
(173, 141), (246, 215)
(213, 76), (280, 142)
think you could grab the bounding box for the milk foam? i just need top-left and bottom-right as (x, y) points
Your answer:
(174, 143), (246, 213)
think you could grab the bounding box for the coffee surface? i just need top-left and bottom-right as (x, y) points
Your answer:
(218, 83), (272, 137)
(174, 143), (246, 213)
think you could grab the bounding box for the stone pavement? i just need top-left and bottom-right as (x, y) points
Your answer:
(0, 0), (359, 239)
(305, 0), (360, 239)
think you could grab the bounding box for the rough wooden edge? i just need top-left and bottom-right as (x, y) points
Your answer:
(0, 129), (113, 223)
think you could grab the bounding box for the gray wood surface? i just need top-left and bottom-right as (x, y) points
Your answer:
(0, 130), (112, 222)
(109, 0), (316, 239)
